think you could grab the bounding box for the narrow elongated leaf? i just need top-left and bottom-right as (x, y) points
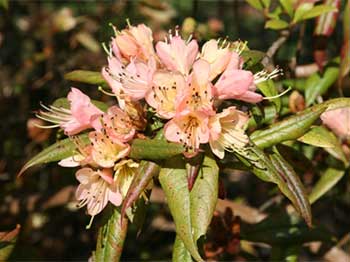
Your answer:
(159, 155), (219, 262)
(309, 168), (345, 204)
(173, 236), (193, 262)
(280, 0), (293, 17)
(232, 143), (311, 226)
(18, 134), (89, 176)
(270, 152), (312, 227)
(130, 138), (184, 160)
(292, 3), (314, 23)
(64, 70), (107, 86)
(298, 126), (337, 148)
(340, 0), (350, 80)
(121, 161), (160, 220)
(251, 106), (326, 148)
(305, 63), (339, 106)
(265, 19), (289, 30)
(302, 4), (337, 21)
(94, 206), (128, 262)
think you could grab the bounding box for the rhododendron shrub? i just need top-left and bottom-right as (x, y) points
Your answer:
(19, 5), (350, 260)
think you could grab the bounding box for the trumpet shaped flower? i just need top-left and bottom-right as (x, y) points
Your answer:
(156, 31), (198, 76)
(209, 107), (249, 159)
(89, 131), (130, 168)
(37, 88), (103, 135)
(75, 168), (122, 222)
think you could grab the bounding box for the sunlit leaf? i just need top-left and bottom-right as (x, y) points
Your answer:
(94, 206), (128, 262)
(293, 3), (336, 24)
(265, 19), (289, 30)
(159, 155), (219, 262)
(173, 235), (193, 262)
(18, 134), (89, 177)
(246, 0), (264, 10)
(340, 0), (350, 80)
(251, 106), (326, 149)
(309, 167), (346, 204)
(292, 3), (314, 23)
(64, 70), (107, 86)
(298, 126), (338, 148)
(280, 0), (293, 17)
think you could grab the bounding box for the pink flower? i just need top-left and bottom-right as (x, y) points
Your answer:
(145, 70), (186, 119)
(97, 106), (135, 143)
(321, 108), (350, 139)
(75, 168), (122, 218)
(164, 110), (211, 156)
(178, 59), (214, 113)
(113, 23), (155, 62)
(200, 39), (231, 80)
(209, 107), (249, 159)
(102, 56), (156, 101)
(89, 131), (130, 168)
(213, 52), (262, 103)
(156, 33), (198, 75)
(37, 88), (103, 135)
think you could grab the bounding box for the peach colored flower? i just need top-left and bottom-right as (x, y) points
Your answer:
(37, 88), (103, 135)
(321, 108), (350, 139)
(156, 32), (198, 75)
(89, 131), (130, 168)
(97, 105), (135, 143)
(113, 23), (155, 62)
(164, 110), (211, 156)
(75, 168), (122, 222)
(114, 159), (140, 197)
(200, 39), (231, 81)
(213, 52), (259, 102)
(145, 70), (186, 119)
(102, 56), (156, 101)
(178, 59), (214, 113)
(209, 107), (249, 159)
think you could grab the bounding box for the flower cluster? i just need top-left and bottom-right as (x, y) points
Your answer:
(37, 22), (280, 223)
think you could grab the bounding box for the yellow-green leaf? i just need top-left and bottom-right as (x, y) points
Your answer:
(265, 19), (289, 30)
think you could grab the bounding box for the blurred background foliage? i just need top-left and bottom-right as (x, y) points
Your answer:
(0, 0), (349, 260)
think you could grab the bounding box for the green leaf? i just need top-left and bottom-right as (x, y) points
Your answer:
(276, 144), (313, 174)
(241, 212), (334, 245)
(302, 4), (337, 21)
(246, 0), (264, 10)
(94, 206), (128, 262)
(241, 50), (265, 69)
(18, 134), (89, 176)
(340, 0), (350, 79)
(53, 97), (109, 112)
(232, 143), (311, 226)
(280, 0), (293, 17)
(282, 78), (306, 92)
(305, 62), (339, 106)
(298, 126), (338, 148)
(292, 3), (314, 23)
(261, 0), (271, 8)
(293, 4), (336, 23)
(309, 168), (346, 204)
(267, 6), (283, 20)
(121, 161), (160, 220)
(250, 106), (326, 149)
(129, 138), (184, 160)
(0, 0), (8, 9)
(173, 236), (193, 262)
(64, 70), (107, 86)
(159, 155), (219, 262)
(270, 151), (312, 227)
(0, 225), (20, 261)
(265, 19), (289, 30)
(257, 79), (282, 112)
